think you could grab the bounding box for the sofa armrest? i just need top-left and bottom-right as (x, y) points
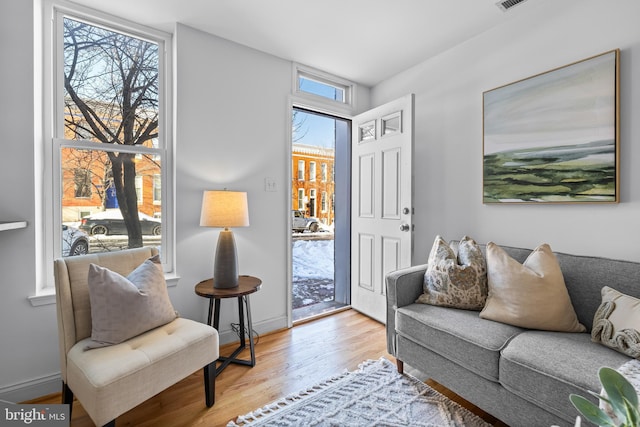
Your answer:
(385, 264), (427, 356)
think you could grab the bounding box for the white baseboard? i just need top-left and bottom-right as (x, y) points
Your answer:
(218, 315), (287, 345)
(0, 373), (61, 404)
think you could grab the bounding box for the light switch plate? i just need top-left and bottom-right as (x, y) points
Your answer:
(265, 177), (277, 192)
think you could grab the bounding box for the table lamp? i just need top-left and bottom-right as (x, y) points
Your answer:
(200, 190), (250, 288)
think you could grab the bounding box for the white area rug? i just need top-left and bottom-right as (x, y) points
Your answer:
(228, 358), (491, 427)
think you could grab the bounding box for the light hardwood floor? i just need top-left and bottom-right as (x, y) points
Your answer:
(30, 309), (507, 426)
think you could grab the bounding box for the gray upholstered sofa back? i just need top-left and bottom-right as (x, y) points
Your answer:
(493, 244), (640, 331)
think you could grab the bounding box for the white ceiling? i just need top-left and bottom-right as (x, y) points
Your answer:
(68, 0), (545, 87)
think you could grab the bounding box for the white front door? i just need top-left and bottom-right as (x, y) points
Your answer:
(351, 94), (414, 323)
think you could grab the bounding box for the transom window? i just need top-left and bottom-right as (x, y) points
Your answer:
(294, 64), (354, 109)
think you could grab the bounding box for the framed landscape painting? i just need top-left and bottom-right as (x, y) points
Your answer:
(483, 49), (619, 203)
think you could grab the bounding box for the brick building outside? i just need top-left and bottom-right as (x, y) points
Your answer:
(292, 143), (335, 227)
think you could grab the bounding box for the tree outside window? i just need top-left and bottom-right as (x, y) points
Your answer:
(73, 169), (91, 198)
(59, 16), (164, 251)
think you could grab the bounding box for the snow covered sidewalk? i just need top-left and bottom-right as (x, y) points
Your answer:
(292, 237), (335, 309)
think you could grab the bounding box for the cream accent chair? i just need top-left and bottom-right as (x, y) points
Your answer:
(54, 247), (219, 427)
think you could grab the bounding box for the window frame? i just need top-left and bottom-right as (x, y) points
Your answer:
(292, 63), (356, 115)
(38, 0), (175, 298)
(309, 161), (316, 182)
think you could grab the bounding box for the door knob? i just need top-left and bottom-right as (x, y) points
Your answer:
(400, 224), (410, 232)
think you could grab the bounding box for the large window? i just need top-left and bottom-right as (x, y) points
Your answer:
(45, 1), (173, 287)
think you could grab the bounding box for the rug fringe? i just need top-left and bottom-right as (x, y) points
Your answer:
(226, 357), (490, 427)
(227, 369), (353, 427)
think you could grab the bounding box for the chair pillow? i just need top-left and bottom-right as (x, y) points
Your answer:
(417, 235), (488, 310)
(592, 286), (640, 358)
(87, 254), (177, 348)
(479, 242), (585, 332)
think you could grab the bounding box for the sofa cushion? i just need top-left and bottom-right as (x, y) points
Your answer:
(396, 303), (523, 381)
(418, 235), (488, 310)
(480, 242), (585, 332)
(67, 317), (217, 426)
(500, 331), (631, 422)
(592, 286), (640, 358)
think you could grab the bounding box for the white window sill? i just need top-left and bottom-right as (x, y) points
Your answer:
(28, 273), (180, 307)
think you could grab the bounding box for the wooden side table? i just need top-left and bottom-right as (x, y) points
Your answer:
(195, 275), (262, 376)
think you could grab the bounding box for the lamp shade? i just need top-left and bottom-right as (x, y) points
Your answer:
(200, 190), (249, 228)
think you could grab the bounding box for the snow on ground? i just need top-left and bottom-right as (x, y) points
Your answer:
(292, 238), (334, 281)
(292, 237), (335, 308)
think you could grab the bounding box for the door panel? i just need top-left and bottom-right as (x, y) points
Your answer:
(382, 148), (401, 219)
(358, 233), (375, 291)
(358, 154), (375, 218)
(351, 94), (414, 323)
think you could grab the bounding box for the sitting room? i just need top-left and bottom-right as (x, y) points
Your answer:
(1, 0), (640, 426)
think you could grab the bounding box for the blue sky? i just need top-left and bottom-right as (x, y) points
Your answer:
(293, 79), (340, 149)
(294, 110), (336, 149)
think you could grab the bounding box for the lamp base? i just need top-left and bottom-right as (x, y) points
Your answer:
(214, 229), (239, 288)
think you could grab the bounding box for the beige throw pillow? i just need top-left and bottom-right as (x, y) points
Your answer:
(592, 287), (640, 358)
(87, 255), (178, 348)
(417, 235), (488, 310)
(479, 242), (585, 332)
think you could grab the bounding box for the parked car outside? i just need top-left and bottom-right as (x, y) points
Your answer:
(62, 225), (89, 256)
(292, 210), (321, 233)
(80, 210), (162, 236)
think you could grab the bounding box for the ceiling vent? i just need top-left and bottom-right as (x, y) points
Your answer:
(496, 0), (529, 12)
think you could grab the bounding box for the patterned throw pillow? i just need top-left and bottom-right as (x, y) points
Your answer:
(592, 286), (640, 358)
(87, 255), (178, 348)
(417, 235), (488, 310)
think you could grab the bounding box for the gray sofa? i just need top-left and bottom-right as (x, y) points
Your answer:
(386, 243), (636, 426)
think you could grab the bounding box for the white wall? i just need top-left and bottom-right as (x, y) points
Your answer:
(372, 0), (640, 264)
(171, 24), (293, 343)
(0, 0), (63, 402)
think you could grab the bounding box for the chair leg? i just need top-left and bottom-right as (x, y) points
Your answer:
(204, 361), (216, 407)
(62, 381), (74, 416)
(396, 359), (404, 374)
